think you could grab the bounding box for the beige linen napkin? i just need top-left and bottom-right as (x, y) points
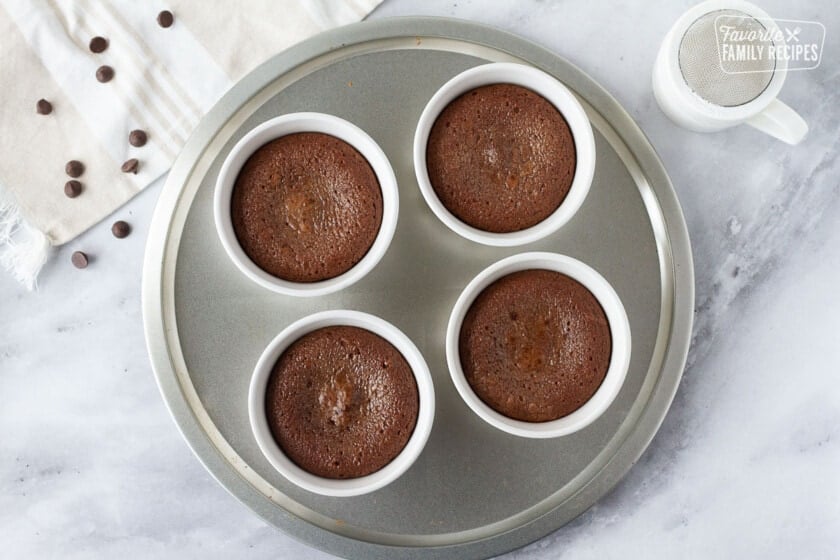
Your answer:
(0, 0), (382, 289)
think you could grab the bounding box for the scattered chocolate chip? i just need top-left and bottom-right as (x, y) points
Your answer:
(36, 99), (52, 115)
(121, 158), (139, 174)
(65, 160), (84, 178)
(157, 10), (174, 28)
(89, 36), (108, 53)
(71, 251), (89, 269)
(111, 220), (131, 239)
(64, 180), (82, 198)
(129, 129), (147, 147)
(96, 65), (114, 83)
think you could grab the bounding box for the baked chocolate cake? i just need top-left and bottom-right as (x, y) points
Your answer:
(265, 326), (419, 479)
(426, 83), (576, 233)
(231, 132), (382, 282)
(459, 269), (611, 422)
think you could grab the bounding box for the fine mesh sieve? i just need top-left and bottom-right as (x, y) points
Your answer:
(678, 9), (776, 107)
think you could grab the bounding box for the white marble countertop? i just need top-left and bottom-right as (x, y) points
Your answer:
(2, 0), (838, 558)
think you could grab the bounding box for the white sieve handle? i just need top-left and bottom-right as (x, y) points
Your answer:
(745, 98), (808, 145)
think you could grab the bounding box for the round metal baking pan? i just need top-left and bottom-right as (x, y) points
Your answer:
(142, 17), (694, 560)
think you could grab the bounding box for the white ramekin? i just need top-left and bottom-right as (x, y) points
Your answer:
(214, 112), (398, 297)
(413, 63), (596, 247)
(446, 252), (631, 438)
(248, 310), (435, 497)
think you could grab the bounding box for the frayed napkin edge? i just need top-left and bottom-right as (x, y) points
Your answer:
(0, 186), (50, 291)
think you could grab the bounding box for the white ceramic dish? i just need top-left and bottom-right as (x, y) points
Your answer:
(413, 62), (596, 247)
(214, 112), (399, 297)
(248, 310), (435, 497)
(446, 252), (631, 438)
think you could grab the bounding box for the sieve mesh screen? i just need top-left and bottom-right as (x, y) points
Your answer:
(678, 9), (776, 107)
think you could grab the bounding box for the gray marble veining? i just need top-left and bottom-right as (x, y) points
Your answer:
(1, 1), (838, 558)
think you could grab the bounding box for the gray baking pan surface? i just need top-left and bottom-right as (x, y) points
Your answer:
(142, 17), (694, 560)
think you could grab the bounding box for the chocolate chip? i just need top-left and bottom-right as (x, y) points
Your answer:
(96, 65), (114, 83)
(111, 220), (131, 239)
(36, 99), (52, 115)
(65, 160), (84, 178)
(89, 36), (108, 53)
(157, 10), (174, 28)
(71, 251), (89, 269)
(64, 180), (82, 198)
(129, 129), (147, 147)
(121, 158), (139, 174)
